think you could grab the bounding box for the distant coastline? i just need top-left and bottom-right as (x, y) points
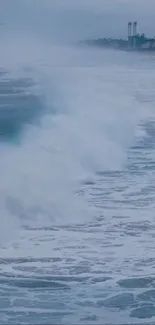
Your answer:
(80, 22), (155, 52)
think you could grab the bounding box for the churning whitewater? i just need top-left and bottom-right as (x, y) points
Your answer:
(1, 14), (155, 324)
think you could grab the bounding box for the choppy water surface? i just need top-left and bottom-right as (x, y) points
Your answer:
(0, 46), (155, 324)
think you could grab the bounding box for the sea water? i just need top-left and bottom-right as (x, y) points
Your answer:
(0, 16), (155, 324)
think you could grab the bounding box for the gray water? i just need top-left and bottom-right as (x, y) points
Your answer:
(0, 44), (155, 324)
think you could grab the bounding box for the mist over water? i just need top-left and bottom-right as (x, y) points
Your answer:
(0, 40), (142, 228)
(1, 1), (155, 324)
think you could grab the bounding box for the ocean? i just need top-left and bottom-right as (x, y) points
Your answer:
(0, 37), (155, 324)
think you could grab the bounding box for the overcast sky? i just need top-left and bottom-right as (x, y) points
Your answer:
(0, 0), (155, 43)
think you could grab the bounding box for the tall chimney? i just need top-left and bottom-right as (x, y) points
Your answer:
(133, 21), (137, 48)
(133, 21), (137, 36)
(128, 22), (132, 48)
(128, 22), (132, 38)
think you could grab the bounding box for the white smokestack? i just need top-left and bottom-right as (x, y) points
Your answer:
(133, 21), (137, 36)
(128, 22), (132, 38)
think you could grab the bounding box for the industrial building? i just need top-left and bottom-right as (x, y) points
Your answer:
(82, 21), (155, 52)
(127, 21), (155, 50)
